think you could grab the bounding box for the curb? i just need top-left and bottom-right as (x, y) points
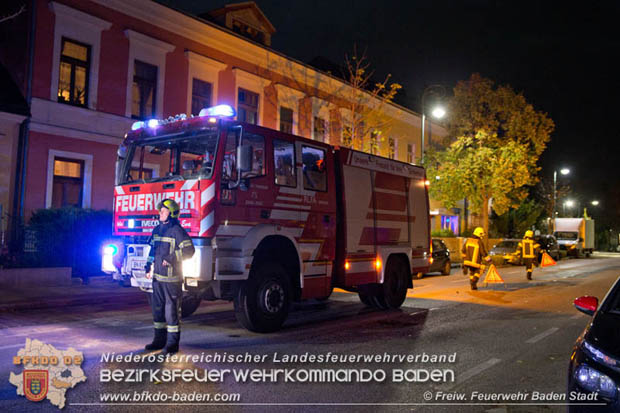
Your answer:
(0, 291), (147, 312)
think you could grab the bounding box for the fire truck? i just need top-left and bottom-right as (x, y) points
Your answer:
(102, 104), (430, 332)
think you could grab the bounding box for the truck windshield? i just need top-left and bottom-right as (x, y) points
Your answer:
(119, 130), (219, 184)
(554, 231), (578, 240)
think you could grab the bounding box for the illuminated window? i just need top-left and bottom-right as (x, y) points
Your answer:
(370, 130), (380, 155)
(238, 88), (259, 124)
(313, 116), (326, 142)
(57, 38), (90, 107)
(52, 158), (84, 208)
(132, 60), (157, 119)
(191, 78), (212, 116)
(388, 137), (396, 159)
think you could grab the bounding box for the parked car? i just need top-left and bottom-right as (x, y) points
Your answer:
(535, 234), (561, 261)
(489, 239), (521, 265)
(567, 276), (620, 412)
(418, 238), (451, 278)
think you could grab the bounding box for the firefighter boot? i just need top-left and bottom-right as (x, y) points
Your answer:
(145, 328), (167, 351)
(162, 331), (180, 355)
(527, 271), (532, 280)
(470, 276), (479, 290)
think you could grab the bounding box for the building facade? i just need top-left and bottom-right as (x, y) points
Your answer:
(2, 0), (458, 238)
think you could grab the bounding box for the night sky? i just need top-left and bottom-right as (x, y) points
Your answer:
(165, 0), (620, 225)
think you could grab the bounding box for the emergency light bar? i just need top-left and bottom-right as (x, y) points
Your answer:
(129, 105), (234, 131)
(199, 104), (236, 118)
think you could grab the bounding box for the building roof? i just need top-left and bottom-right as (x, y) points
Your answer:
(0, 62), (29, 117)
(204, 1), (276, 34)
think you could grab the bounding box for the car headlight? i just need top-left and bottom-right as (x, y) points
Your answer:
(583, 341), (620, 370)
(574, 364), (618, 399)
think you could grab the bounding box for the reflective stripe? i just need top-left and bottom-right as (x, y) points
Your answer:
(179, 240), (193, 249)
(522, 240), (535, 258)
(154, 322), (166, 329)
(167, 325), (179, 333)
(175, 249), (183, 262)
(154, 273), (182, 283)
(463, 260), (481, 269)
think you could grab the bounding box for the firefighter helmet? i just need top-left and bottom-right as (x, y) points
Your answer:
(159, 198), (180, 219)
(473, 227), (485, 238)
(524, 230), (534, 238)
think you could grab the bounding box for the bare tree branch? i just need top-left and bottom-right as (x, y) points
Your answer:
(0, 4), (25, 23)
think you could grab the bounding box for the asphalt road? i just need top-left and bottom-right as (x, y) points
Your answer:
(1, 254), (619, 412)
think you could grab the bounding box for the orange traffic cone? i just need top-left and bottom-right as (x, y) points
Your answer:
(540, 252), (556, 267)
(484, 264), (504, 284)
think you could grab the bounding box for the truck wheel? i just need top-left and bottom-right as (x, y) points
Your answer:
(358, 291), (374, 307)
(442, 261), (452, 275)
(380, 258), (409, 309)
(181, 293), (202, 318)
(234, 263), (291, 333)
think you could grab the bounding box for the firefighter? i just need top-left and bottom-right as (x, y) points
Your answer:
(144, 199), (195, 354)
(461, 227), (491, 290)
(518, 230), (540, 280)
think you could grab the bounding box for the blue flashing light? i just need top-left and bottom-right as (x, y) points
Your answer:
(147, 119), (159, 128)
(104, 244), (118, 256)
(199, 105), (236, 118)
(131, 121), (145, 131)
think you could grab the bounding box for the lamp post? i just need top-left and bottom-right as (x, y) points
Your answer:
(563, 199), (575, 217)
(553, 168), (570, 218)
(420, 85), (446, 163)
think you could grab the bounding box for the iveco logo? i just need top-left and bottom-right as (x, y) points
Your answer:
(142, 220), (159, 228)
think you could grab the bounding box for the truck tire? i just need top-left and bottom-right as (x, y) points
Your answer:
(379, 258), (409, 309)
(358, 291), (374, 307)
(234, 263), (291, 333)
(181, 293), (202, 318)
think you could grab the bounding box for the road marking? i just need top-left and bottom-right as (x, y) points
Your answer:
(571, 314), (584, 320)
(526, 327), (559, 344)
(133, 325), (154, 330)
(444, 358), (501, 390)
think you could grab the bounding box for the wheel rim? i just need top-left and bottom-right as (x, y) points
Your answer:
(262, 282), (285, 314)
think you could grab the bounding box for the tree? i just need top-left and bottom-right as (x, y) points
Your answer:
(490, 198), (543, 238)
(341, 47), (401, 152)
(425, 74), (554, 240)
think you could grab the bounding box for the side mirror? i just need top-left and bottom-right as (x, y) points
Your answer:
(574, 295), (598, 316)
(238, 144), (252, 172)
(115, 160), (123, 186)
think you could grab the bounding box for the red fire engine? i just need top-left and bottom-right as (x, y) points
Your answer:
(102, 105), (430, 332)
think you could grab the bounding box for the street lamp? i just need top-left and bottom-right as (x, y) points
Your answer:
(563, 199), (575, 217)
(553, 168), (570, 218)
(420, 85), (446, 163)
(591, 200), (600, 206)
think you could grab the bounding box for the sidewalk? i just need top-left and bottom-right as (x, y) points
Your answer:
(0, 275), (146, 312)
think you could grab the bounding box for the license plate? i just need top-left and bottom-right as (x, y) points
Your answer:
(132, 260), (146, 269)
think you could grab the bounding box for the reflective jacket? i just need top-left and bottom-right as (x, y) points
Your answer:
(461, 236), (489, 268)
(518, 238), (540, 260)
(147, 220), (195, 283)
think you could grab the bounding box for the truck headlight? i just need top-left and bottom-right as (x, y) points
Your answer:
(575, 364), (618, 399)
(183, 252), (200, 278)
(102, 243), (119, 273)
